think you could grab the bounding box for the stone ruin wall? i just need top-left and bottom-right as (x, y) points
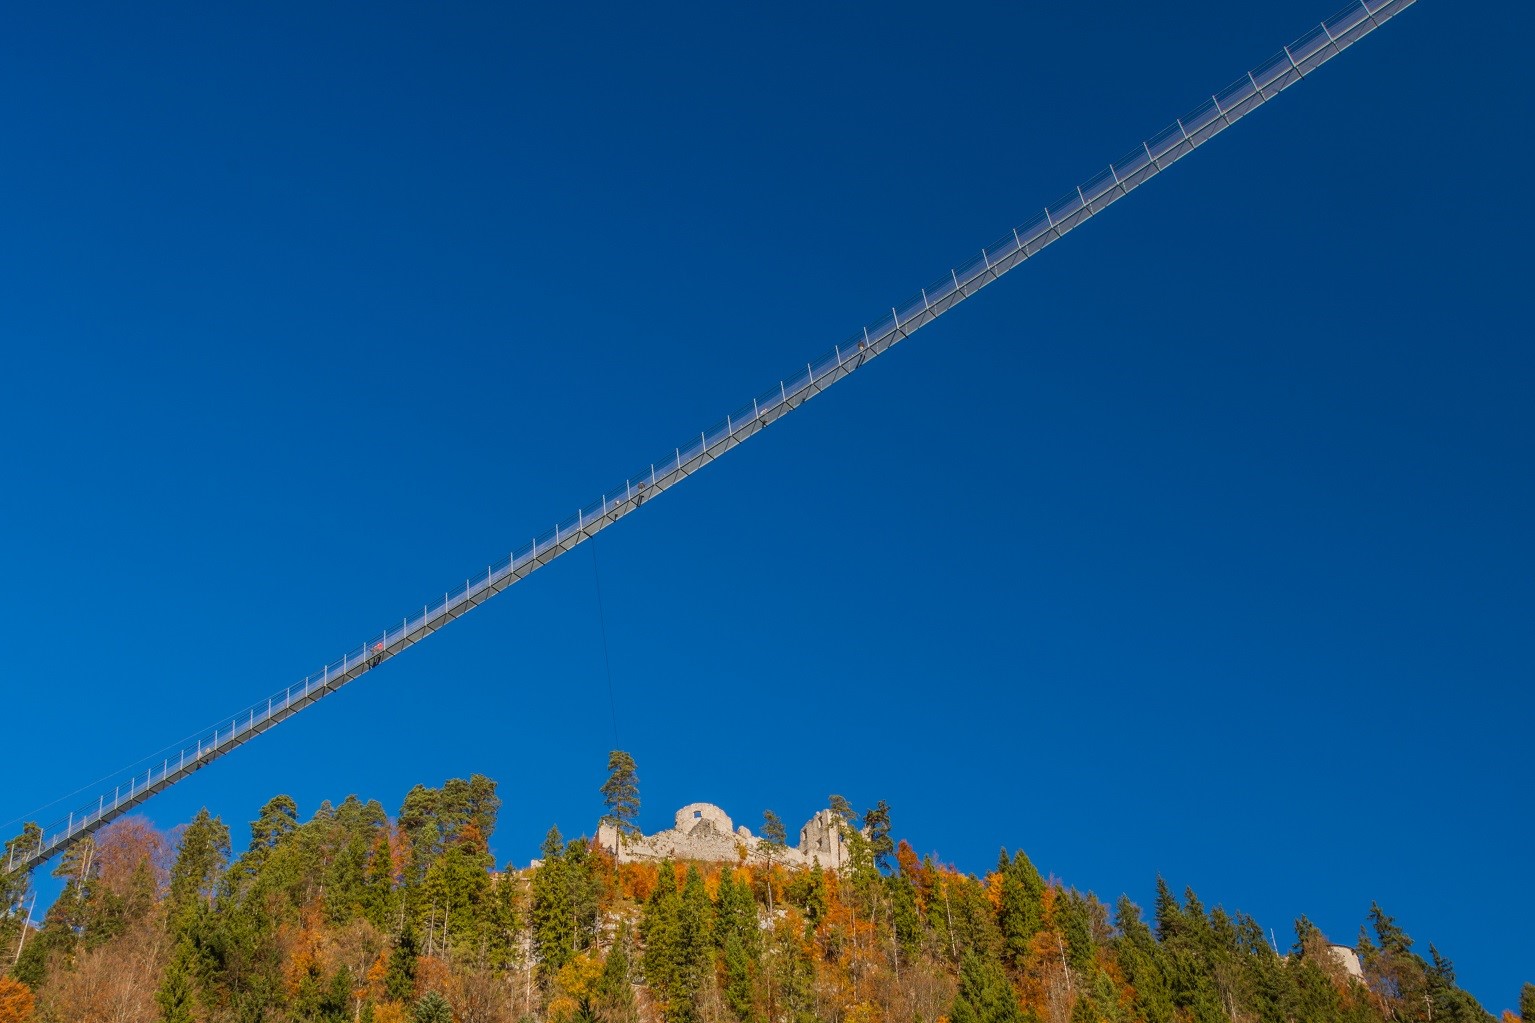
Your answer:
(597, 802), (851, 870)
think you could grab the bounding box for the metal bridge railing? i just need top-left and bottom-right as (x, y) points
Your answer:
(5, 0), (1418, 878)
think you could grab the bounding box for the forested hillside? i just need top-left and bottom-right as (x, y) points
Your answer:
(0, 767), (1522, 1023)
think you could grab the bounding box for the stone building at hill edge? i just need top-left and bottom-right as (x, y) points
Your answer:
(597, 802), (852, 870)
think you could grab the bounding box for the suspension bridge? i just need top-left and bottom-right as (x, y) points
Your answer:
(3, 0), (1419, 879)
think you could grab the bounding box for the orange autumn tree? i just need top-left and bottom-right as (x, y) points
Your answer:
(0, 978), (34, 1023)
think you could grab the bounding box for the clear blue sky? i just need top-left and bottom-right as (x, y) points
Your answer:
(2, 0), (1529, 1011)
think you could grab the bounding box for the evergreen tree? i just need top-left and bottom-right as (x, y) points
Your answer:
(411, 990), (454, 1023)
(996, 849), (1044, 970)
(533, 826), (575, 974)
(1360, 902), (1433, 1022)
(1154, 877), (1182, 943)
(419, 822), (494, 959)
(760, 811), (787, 914)
(1116, 896), (1174, 1023)
(674, 865), (714, 1020)
(156, 937), (200, 1023)
(1058, 889), (1097, 975)
(385, 927), (420, 1004)
(600, 751), (641, 848)
(166, 809), (231, 924)
(716, 870), (759, 1022)
(531, 831), (602, 977)
(1426, 945), (1493, 1023)
(950, 953), (1025, 1023)
(1521, 984), (1535, 1023)
(889, 869), (923, 958)
(760, 811), (787, 852)
(598, 923), (639, 1023)
(765, 914), (816, 1023)
(862, 801), (893, 874)
(642, 865), (713, 1023)
(1, 824), (40, 920)
(398, 776), (500, 886)
(828, 796), (874, 881)
(231, 793), (298, 889)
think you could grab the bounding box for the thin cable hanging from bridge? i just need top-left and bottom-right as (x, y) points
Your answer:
(2, 0), (1420, 876)
(591, 542), (621, 750)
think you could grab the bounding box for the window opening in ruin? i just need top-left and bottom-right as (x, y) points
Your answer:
(694, 810), (702, 819)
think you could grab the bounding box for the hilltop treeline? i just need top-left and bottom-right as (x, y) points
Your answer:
(0, 768), (1522, 1023)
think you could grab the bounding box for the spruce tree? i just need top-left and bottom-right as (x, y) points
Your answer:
(167, 808), (231, 922)
(411, 990), (454, 1023)
(950, 953), (1024, 1023)
(598, 923), (638, 1023)
(889, 871), (922, 957)
(716, 870), (759, 1022)
(156, 937), (200, 1023)
(1154, 878), (1181, 943)
(997, 850), (1044, 970)
(385, 927), (420, 1003)
(532, 827), (574, 974)
(1115, 896), (1174, 1023)
(674, 867), (714, 1021)
(1058, 889), (1097, 975)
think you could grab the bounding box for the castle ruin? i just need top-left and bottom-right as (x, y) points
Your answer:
(597, 803), (852, 870)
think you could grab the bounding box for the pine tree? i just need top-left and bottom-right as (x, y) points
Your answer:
(760, 811), (787, 914)
(760, 811), (787, 852)
(249, 794), (298, 856)
(398, 776), (500, 887)
(1521, 985), (1535, 1023)
(863, 801), (893, 874)
(600, 751), (641, 847)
